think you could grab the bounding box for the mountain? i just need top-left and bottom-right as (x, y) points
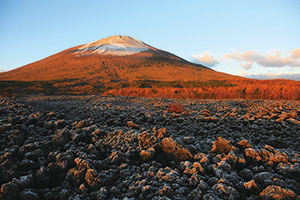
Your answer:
(0, 35), (239, 84)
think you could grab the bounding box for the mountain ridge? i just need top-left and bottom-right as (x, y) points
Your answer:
(0, 35), (247, 95)
(0, 35), (239, 83)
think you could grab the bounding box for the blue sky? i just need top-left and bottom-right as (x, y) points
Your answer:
(1, 0), (300, 80)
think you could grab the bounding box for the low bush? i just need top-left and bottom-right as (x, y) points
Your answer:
(167, 103), (185, 113)
(160, 137), (192, 160)
(211, 137), (236, 154)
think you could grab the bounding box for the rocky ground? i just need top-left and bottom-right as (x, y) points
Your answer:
(0, 95), (300, 200)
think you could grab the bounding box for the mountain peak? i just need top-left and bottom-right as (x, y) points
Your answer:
(75, 35), (152, 56)
(0, 35), (238, 84)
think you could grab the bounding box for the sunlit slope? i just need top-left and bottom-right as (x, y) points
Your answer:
(0, 35), (240, 83)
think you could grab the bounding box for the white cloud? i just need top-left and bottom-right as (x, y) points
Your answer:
(0, 69), (8, 72)
(191, 51), (220, 67)
(245, 72), (300, 80)
(241, 61), (252, 70)
(191, 48), (300, 80)
(223, 48), (300, 68)
(291, 48), (300, 59)
(239, 70), (249, 77)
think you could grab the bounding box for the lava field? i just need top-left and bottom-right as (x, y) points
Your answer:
(0, 95), (300, 200)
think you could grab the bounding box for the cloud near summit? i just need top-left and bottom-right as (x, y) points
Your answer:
(243, 72), (300, 81)
(224, 49), (300, 70)
(191, 51), (220, 67)
(191, 48), (300, 70)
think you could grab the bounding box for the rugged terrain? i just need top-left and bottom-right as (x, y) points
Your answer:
(0, 95), (300, 199)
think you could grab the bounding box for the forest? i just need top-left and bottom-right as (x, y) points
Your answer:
(1, 79), (300, 100)
(103, 79), (300, 100)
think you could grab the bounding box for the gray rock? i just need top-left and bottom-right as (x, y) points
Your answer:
(18, 174), (33, 188)
(52, 128), (70, 147)
(175, 187), (189, 195)
(197, 180), (209, 191)
(189, 189), (202, 200)
(20, 188), (39, 200)
(222, 172), (243, 185)
(253, 172), (276, 184)
(0, 179), (19, 195)
(239, 168), (253, 181)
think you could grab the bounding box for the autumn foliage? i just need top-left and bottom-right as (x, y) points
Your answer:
(211, 137), (236, 154)
(260, 185), (296, 199)
(1, 75), (300, 100)
(160, 137), (192, 160)
(103, 79), (300, 100)
(167, 103), (185, 113)
(1, 37), (300, 100)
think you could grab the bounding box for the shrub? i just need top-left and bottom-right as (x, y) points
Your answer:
(140, 148), (155, 161)
(167, 103), (185, 113)
(261, 149), (288, 165)
(211, 137), (236, 154)
(238, 140), (251, 148)
(244, 180), (257, 189)
(153, 127), (166, 139)
(260, 185), (296, 199)
(138, 131), (157, 149)
(160, 137), (192, 160)
(245, 148), (262, 161)
(127, 121), (139, 129)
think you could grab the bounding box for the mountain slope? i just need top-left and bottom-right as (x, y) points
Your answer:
(0, 35), (239, 83)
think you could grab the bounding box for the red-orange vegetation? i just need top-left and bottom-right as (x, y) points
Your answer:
(167, 103), (185, 113)
(68, 168), (85, 183)
(276, 118), (284, 122)
(127, 121), (140, 129)
(103, 79), (300, 100)
(225, 151), (245, 165)
(265, 145), (275, 153)
(201, 109), (211, 116)
(138, 131), (156, 149)
(216, 183), (227, 192)
(85, 169), (100, 187)
(245, 148), (262, 161)
(240, 113), (251, 120)
(140, 149), (152, 161)
(238, 140), (251, 148)
(261, 149), (288, 165)
(287, 118), (300, 125)
(194, 153), (209, 164)
(244, 180), (257, 189)
(182, 161), (203, 174)
(153, 127), (166, 139)
(192, 162), (203, 171)
(203, 116), (217, 121)
(211, 137), (236, 154)
(160, 137), (192, 160)
(260, 185), (297, 199)
(2, 42), (300, 99)
(183, 166), (197, 175)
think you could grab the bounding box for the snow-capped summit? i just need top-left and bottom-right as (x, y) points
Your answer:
(76, 35), (153, 56)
